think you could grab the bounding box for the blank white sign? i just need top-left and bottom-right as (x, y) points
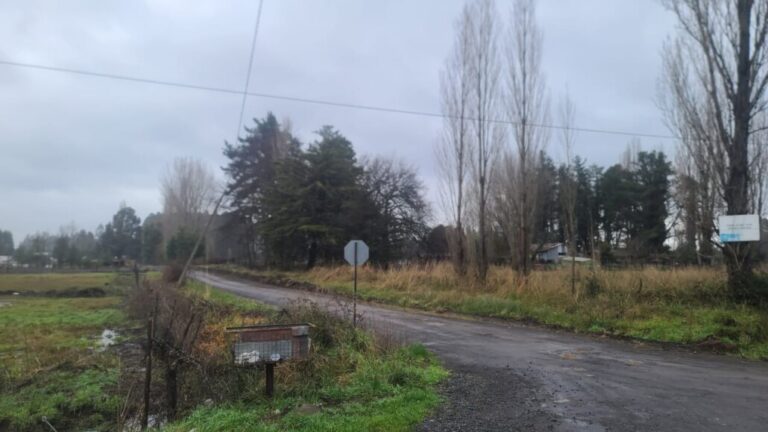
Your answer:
(344, 240), (369, 266)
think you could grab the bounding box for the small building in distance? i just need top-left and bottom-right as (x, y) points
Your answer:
(533, 243), (567, 263)
(0, 255), (14, 268)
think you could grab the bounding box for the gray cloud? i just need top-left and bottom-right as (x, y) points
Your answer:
(0, 0), (676, 241)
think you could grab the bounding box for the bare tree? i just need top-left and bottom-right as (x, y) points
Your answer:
(559, 91), (577, 294)
(660, 80), (720, 264)
(661, 0), (768, 297)
(750, 111), (768, 215)
(361, 156), (429, 265)
(437, 3), (475, 276)
(500, 0), (549, 277)
(440, 0), (503, 282)
(673, 149), (701, 263)
(161, 157), (217, 244)
(468, 0), (504, 282)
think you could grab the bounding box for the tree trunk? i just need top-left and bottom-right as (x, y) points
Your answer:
(479, 175), (488, 282)
(307, 240), (318, 270)
(724, 244), (754, 300)
(724, 0), (755, 298)
(165, 365), (178, 421)
(455, 221), (467, 276)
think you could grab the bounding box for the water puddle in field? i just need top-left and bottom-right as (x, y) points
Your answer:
(96, 329), (118, 351)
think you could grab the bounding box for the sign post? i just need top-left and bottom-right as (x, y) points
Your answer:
(344, 240), (369, 327)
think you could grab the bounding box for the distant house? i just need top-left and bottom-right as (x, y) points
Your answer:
(533, 243), (566, 263)
(0, 255), (15, 268)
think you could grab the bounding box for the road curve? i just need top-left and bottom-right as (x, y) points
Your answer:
(192, 271), (768, 431)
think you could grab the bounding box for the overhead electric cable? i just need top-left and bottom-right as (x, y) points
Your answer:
(177, 0), (265, 287)
(0, 58), (679, 141)
(235, 0), (265, 139)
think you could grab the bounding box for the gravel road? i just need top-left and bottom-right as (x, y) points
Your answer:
(192, 271), (768, 431)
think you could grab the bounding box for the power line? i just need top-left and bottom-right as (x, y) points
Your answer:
(0, 58), (680, 141)
(179, 0), (265, 286)
(235, 0), (265, 140)
(0, 59), (242, 95)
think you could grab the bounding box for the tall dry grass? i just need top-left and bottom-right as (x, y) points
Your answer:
(303, 262), (729, 306)
(211, 262), (768, 357)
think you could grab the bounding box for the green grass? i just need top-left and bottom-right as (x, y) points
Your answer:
(185, 279), (274, 315)
(0, 366), (122, 431)
(160, 282), (448, 432)
(0, 272), (130, 431)
(209, 264), (768, 360)
(0, 272), (116, 293)
(0, 297), (125, 369)
(163, 345), (447, 432)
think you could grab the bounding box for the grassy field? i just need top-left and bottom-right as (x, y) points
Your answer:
(210, 263), (768, 360)
(0, 271), (446, 431)
(0, 272), (118, 294)
(0, 272), (130, 431)
(161, 280), (448, 432)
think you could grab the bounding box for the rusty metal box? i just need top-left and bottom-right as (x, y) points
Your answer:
(226, 323), (312, 365)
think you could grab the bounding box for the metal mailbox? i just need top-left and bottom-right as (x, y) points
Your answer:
(226, 323), (312, 365)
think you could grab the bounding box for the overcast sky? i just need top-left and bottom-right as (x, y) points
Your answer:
(0, 0), (679, 242)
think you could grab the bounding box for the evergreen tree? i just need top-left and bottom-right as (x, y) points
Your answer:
(100, 204), (142, 260)
(142, 221), (164, 264)
(223, 113), (300, 265)
(573, 157), (598, 254)
(0, 230), (13, 255)
(53, 236), (69, 267)
(534, 151), (560, 245)
(596, 151), (671, 259)
(260, 126), (371, 268)
(166, 227), (204, 262)
(634, 151), (672, 255)
(599, 164), (636, 247)
(300, 127), (367, 267)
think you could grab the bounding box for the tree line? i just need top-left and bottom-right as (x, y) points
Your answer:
(213, 107), (682, 271)
(437, 0), (768, 300)
(223, 115), (429, 268)
(6, 205), (191, 268)
(6, 0), (768, 302)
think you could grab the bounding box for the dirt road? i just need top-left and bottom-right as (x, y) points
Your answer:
(192, 271), (768, 431)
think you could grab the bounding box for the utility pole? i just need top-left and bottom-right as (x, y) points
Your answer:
(142, 318), (153, 430)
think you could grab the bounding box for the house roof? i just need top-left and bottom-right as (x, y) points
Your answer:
(531, 243), (563, 253)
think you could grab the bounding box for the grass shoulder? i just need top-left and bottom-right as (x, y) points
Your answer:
(133, 276), (448, 431)
(164, 343), (446, 432)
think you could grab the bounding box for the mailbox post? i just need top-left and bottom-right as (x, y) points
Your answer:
(226, 323), (312, 397)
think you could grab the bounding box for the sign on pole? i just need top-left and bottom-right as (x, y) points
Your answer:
(344, 240), (368, 327)
(344, 240), (369, 266)
(719, 214), (761, 242)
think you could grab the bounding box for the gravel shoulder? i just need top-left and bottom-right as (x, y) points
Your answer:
(421, 364), (558, 432)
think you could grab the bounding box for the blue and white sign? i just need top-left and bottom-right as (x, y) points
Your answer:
(719, 214), (760, 242)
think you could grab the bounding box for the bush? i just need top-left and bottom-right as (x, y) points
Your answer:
(166, 228), (204, 262)
(162, 264), (183, 283)
(583, 271), (602, 298)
